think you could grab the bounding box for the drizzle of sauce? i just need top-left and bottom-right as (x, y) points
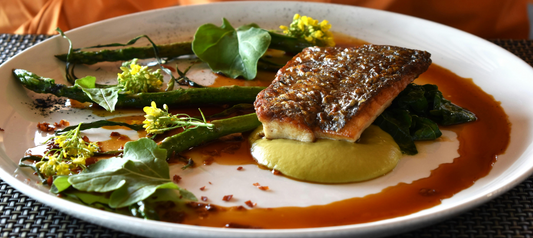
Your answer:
(173, 64), (511, 229)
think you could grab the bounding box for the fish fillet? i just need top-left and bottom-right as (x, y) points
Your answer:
(254, 45), (432, 142)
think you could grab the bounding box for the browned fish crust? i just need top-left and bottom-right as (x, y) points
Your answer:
(254, 45), (432, 142)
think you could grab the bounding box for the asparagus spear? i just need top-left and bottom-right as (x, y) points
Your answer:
(55, 42), (194, 65)
(13, 69), (265, 108)
(159, 113), (260, 157)
(54, 32), (313, 65)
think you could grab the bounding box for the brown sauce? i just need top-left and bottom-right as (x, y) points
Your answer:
(46, 34), (510, 229)
(172, 64), (511, 229)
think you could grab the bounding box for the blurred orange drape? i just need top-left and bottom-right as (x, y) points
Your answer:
(0, 0), (529, 39)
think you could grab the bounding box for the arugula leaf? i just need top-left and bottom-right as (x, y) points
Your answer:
(74, 76), (121, 112)
(192, 18), (271, 80)
(66, 138), (178, 208)
(51, 175), (71, 193)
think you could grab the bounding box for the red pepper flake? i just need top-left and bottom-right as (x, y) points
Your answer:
(201, 196), (208, 201)
(209, 182), (212, 185)
(222, 195), (233, 201)
(0, 128), (4, 131)
(173, 175), (181, 183)
(199, 186), (206, 191)
(253, 183), (269, 191)
(37, 122), (55, 132)
(53, 119), (70, 128)
(110, 131), (121, 137)
(244, 200), (256, 208)
(37, 120), (70, 132)
(237, 166), (243, 171)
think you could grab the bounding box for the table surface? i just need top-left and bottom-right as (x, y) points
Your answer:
(0, 34), (532, 238)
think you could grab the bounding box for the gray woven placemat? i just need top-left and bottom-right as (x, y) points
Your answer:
(1, 34), (532, 238)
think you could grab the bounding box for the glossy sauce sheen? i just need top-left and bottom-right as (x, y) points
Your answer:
(177, 64), (511, 229)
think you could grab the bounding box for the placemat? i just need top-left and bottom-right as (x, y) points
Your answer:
(1, 33), (532, 238)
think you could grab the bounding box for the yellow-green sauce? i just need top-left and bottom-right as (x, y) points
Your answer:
(249, 125), (402, 183)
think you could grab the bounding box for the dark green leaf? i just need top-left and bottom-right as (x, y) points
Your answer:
(192, 18), (271, 79)
(410, 116), (442, 140)
(393, 84), (428, 115)
(68, 138), (179, 208)
(373, 110), (417, 155)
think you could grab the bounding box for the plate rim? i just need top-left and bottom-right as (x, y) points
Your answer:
(1, 1), (533, 237)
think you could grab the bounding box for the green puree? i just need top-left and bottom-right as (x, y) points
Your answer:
(249, 125), (402, 183)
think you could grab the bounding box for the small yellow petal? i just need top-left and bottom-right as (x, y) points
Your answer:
(293, 14), (300, 20)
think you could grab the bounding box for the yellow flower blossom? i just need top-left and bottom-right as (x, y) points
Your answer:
(117, 58), (163, 94)
(37, 123), (100, 177)
(56, 162), (71, 176)
(143, 101), (175, 135)
(279, 14), (335, 47)
(143, 101), (213, 135)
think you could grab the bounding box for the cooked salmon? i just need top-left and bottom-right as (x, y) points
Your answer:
(254, 45), (432, 142)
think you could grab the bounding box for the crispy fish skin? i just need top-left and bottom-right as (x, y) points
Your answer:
(254, 45), (432, 142)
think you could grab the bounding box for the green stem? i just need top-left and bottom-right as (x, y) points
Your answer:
(14, 69), (265, 108)
(19, 156), (48, 184)
(159, 113), (260, 158)
(56, 120), (144, 135)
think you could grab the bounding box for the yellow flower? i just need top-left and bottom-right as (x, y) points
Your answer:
(117, 58), (163, 94)
(143, 101), (174, 135)
(55, 162), (71, 176)
(38, 123), (100, 177)
(143, 101), (213, 135)
(279, 13), (335, 47)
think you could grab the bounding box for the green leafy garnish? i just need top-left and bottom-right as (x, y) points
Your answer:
(74, 76), (121, 112)
(374, 84), (476, 154)
(192, 18), (271, 80)
(58, 138), (179, 208)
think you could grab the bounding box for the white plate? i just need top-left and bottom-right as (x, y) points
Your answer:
(1, 2), (533, 237)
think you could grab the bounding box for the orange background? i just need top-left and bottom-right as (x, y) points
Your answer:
(0, 0), (529, 39)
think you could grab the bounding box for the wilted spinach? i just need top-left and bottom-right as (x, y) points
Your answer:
(374, 83), (477, 155)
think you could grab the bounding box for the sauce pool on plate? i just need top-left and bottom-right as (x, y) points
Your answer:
(171, 64), (510, 229)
